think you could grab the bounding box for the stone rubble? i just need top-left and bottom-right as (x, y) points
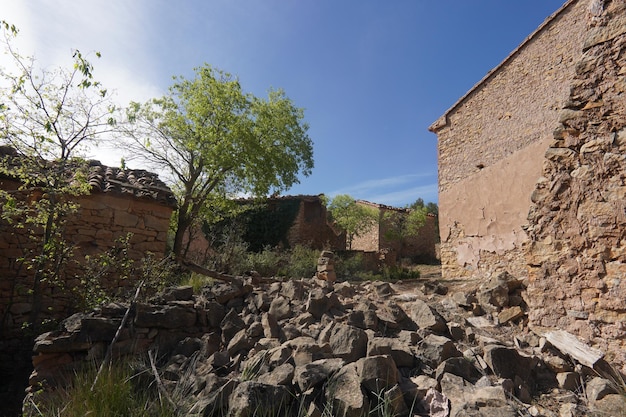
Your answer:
(24, 269), (625, 416)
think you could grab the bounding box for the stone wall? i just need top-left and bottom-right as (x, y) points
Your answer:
(183, 195), (346, 263)
(351, 201), (439, 263)
(0, 162), (175, 417)
(525, 0), (626, 368)
(430, 0), (589, 279)
(286, 195), (345, 251)
(0, 185), (174, 334)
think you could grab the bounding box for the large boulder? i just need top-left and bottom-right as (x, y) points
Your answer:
(356, 354), (399, 393)
(331, 363), (369, 417)
(227, 381), (292, 417)
(328, 324), (368, 363)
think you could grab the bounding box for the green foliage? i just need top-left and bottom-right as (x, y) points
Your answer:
(24, 361), (175, 417)
(334, 251), (365, 279)
(247, 246), (285, 277)
(0, 24), (118, 331)
(76, 234), (181, 310)
(121, 64), (314, 258)
(184, 272), (215, 294)
(383, 206), (428, 243)
(281, 244), (318, 278)
(380, 265), (420, 281)
(242, 199), (302, 252)
(327, 195), (378, 250)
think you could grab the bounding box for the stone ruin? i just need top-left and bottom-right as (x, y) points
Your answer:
(24, 266), (625, 416)
(525, 0), (626, 369)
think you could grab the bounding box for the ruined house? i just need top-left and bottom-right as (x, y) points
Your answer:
(350, 200), (439, 264)
(184, 194), (345, 262)
(0, 152), (176, 330)
(431, 0), (626, 367)
(0, 148), (176, 415)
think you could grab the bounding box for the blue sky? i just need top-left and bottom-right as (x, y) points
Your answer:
(2, 1), (567, 207)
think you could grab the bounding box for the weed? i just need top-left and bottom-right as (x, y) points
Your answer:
(184, 272), (215, 293)
(24, 360), (175, 417)
(240, 351), (269, 382)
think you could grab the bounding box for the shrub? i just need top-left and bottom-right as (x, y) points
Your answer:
(282, 245), (318, 278)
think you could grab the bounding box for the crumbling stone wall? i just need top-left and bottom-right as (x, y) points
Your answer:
(429, 0), (588, 279)
(525, 0), (626, 367)
(351, 201), (439, 263)
(0, 184), (174, 333)
(0, 164), (174, 417)
(286, 195), (345, 251)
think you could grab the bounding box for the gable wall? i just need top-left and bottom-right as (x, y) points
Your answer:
(432, 0), (588, 279)
(350, 203), (439, 263)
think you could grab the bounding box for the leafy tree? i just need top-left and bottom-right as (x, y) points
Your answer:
(383, 199), (430, 262)
(120, 65), (313, 258)
(410, 198), (438, 215)
(327, 194), (378, 250)
(0, 22), (116, 329)
(383, 205), (428, 243)
(409, 198), (439, 241)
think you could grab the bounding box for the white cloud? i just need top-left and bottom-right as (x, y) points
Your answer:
(366, 183), (439, 206)
(331, 173), (433, 196)
(328, 174), (438, 207)
(1, 1), (164, 167)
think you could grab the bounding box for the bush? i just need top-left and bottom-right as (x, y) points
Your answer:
(282, 245), (318, 278)
(334, 252), (365, 280)
(381, 265), (420, 281)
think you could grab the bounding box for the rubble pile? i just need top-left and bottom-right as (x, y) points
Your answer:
(25, 269), (625, 416)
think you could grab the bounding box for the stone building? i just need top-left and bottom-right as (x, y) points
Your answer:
(350, 200), (439, 264)
(0, 155), (176, 331)
(431, 0), (626, 367)
(429, 0), (589, 280)
(184, 195), (345, 262)
(0, 149), (176, 416)
(525, 1), (626, 368)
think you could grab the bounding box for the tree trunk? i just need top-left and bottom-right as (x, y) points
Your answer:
(172, 209), (192, 260)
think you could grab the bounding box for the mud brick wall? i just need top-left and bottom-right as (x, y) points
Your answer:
(0, 190), (173, 333)
(430, 0), (589, 279)
(525, 0), (626, 368)
(286, 196), (345, 251)
(0, 176), (174, 417)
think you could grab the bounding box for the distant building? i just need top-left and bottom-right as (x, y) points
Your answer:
(183, 194), (345, 262)
(350, 200), (439, 264)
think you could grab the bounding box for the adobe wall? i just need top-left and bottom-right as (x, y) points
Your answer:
(0, 186), (173, 417)
(0, 192), (173, 334)
(430, 0), (589, 279)
(525, 0), (626, 367)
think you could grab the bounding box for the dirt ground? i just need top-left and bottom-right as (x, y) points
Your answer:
(414, 264), (442, 280)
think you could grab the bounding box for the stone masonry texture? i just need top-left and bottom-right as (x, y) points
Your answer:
(525, 0), (626, 368)
(430, 0), (589, 280)
(431, 0), (626, 369)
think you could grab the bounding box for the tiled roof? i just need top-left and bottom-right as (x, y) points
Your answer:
(0, 146), (176, 207)
(87, 161), (177, 207)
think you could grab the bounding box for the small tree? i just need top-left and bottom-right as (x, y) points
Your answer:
(0, 22), (116, 330)
(383, 201), (429, 262)
(327, 194), (378, 250)
(120, 65), (313, 259)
